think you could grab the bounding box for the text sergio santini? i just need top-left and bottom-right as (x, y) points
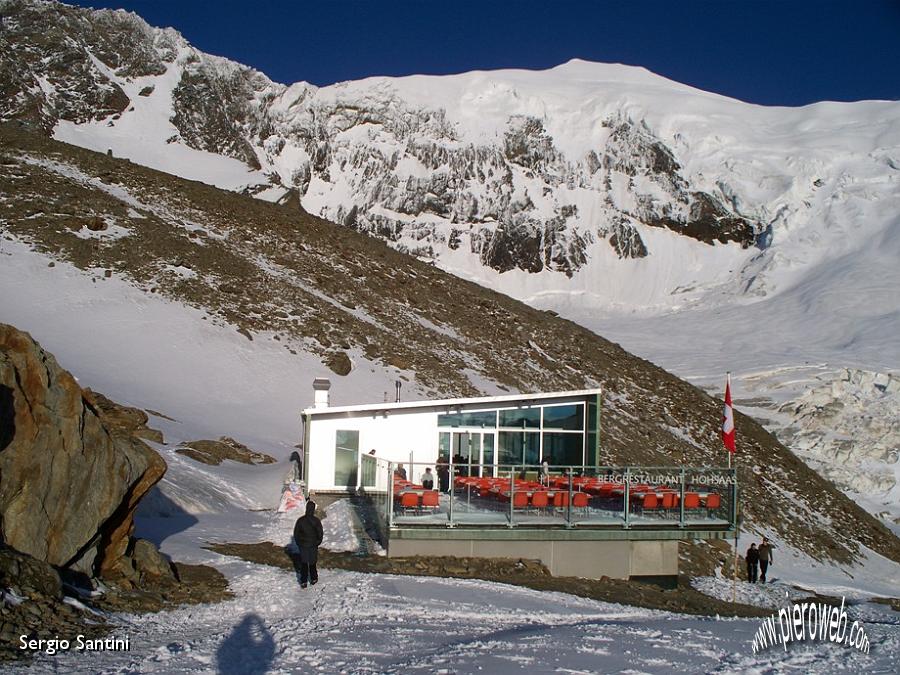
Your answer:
(20, 634), (131, 655)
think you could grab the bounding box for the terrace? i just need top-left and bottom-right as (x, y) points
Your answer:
(369, 460), (737, 531)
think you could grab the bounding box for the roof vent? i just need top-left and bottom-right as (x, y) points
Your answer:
(312, 377), (331, 409)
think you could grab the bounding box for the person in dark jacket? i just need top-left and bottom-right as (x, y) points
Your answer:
(745, 543), (759, 583)
(293, 500), (324, 588)
(758, 537), (774, 583)
(436, 455), (450, 493)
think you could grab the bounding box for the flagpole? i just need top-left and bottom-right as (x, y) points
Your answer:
(726, 372), (732, 470)
(727, 371), (738, 607)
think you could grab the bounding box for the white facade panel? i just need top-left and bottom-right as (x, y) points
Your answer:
(306, 408), (441, 491)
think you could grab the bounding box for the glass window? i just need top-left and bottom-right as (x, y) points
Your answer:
(483, 434), (495, 468)
(499, 407), (540, 428)
(588, 398), (598, 433)
(498, 431), (539, 466)
(542, 404), (584, 430)
(334, 430), (359, 487)
(438, 431), (451, 459)
(437, 410), (498, 428)
(542, 432), (584, 467)
(524, 434), (540, 465)
(586, 432), (598, 469)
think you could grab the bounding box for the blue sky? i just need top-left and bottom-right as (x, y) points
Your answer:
(69, 0), (900, 106)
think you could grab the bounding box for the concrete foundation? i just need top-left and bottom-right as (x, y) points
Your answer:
(387, 529), (689, 580)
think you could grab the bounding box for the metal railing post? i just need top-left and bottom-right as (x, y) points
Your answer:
(566, 467), (573, 528)
(509, 467), (515, 528)
(388, 461), (394, 529)
(679, 466), (686, 528)
(448, 455), (454, 527)
(623, 466), (630, 529)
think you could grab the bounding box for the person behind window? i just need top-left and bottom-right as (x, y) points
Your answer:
(436, 455), (450, 493)
(394, 463), (407, 480)
(421, 467), (435, 490)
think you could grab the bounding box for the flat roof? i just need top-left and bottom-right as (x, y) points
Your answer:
(302, 388), (602, 417)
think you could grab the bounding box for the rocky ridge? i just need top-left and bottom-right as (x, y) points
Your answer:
(0, 0), (761, 281)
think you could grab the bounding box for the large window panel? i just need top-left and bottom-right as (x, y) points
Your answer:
(499, 407), (540, 428)
(542, 404), (584, 430)
(542, 432), (584, 467)
(437, 410), (498, 428)
(334, 429), (359, 488)
(498, 431), (539, 465)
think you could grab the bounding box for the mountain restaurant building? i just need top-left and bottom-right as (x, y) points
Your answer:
(299, 379), (736, 582)
(300, 379), (602, 492)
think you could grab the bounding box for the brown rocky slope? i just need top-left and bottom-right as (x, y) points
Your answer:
(0, 124), (898, 575)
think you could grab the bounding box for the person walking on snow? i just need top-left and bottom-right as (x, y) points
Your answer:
(293, 500), (323, 588)
(745, 543), (759, 583)
(758, 537), (774, 583)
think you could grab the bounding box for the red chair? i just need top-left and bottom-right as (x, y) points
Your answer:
(552, 491), (570, 509)
(572, 492), (589, 513)
(683, 492), (701, 510)
(400, 492), (420, 513)
(421, 490), (439, 512)
(705, 493), (721, 516)
(530, 491), (550, 510)
(641, 494), (659, 513)
(660, 492), (677, 517)
(512, 492), (529, 509)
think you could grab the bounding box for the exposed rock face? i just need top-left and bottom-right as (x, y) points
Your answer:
(176, 437), (276, 466)
(85, 388), (165, 444)
(0, 0), (175, 132)
(0, 0), (760, 282)
(0, 323), (166, 577)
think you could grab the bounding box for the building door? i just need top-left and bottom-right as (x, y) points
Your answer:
(334, 430), (359, 489)
(450, 431), (496, 477)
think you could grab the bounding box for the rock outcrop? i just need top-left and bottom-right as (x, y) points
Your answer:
(0, 543), (109, 660)
(176, 437), (276, 466)
(0, 323), (166, 578)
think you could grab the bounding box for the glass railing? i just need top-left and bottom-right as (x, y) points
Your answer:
(385, 462), (737, 530)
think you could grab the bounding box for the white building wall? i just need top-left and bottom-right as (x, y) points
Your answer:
(307, 409), (441, 491)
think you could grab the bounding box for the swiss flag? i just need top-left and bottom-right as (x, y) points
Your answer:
(722, 374), (736, 453)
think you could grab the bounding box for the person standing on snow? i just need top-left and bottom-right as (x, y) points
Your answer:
(758, 537), (774, 583)
(293, 500), (324, 589)
(745, 543), (759, 583)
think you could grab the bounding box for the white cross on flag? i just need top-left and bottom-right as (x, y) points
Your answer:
(722, 374), (736, 453)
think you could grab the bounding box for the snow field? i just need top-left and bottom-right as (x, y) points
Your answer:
(11, 559), (899, 674)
